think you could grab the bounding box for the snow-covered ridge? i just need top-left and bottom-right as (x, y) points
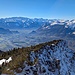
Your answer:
(0, 17), (75, 29)
(72, 32), (75, 34)
(40, 19), (75, 30)
(15, 40), (75, 75)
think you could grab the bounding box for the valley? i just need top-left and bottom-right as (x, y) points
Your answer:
(0, 17), (75, 51)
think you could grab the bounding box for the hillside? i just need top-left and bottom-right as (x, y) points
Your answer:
(0, 28), (12, 34)
(0, 40), (75, 75)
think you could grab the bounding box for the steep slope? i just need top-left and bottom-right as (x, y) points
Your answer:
(34, 22), (75, 50)
(16, 40), (75, 75)
(0, 40), (75, 75)
(36, 24), (75, 37)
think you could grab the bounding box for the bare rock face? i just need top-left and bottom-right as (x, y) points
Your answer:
(15, 40), (75, 75)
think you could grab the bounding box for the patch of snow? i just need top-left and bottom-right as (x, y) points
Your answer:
(72, 20), (75, 23)
(72, 32), (75, 34)
(51, 22), (58, 25)
(7, 68), (10, 71)
(65, 25), (68, 28)
(0, 59), (6, 66)
(51, 44), (55, 46)
(0, 57), (12, 66)
(6, 57), (12, 63)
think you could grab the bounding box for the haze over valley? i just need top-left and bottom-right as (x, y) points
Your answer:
(0, 17), (75, 51)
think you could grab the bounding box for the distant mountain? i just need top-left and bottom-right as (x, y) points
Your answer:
(29, 19), (75, 50)
(0, 40), (75, 75)
(32, 20), (75, 39)
(0, 28), (12, 34)
(29, 30), (37, 35)
(0, 17), (75, 30)
(0, 27), (19, 34)
(0, 17), (48, 29)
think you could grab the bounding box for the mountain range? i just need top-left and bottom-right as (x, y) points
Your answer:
(0, 17), (46, 29)
(0, 17), (75, 30)
(0, 17), (75, 50)
(0, 17), (75, 37)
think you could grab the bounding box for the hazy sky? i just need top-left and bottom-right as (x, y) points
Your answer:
(0, 0), (75, 19)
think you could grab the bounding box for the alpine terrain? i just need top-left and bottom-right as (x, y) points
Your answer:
(0, 40), (75, 75)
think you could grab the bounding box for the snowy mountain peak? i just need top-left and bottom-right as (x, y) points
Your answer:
(0, 17), (75, 30)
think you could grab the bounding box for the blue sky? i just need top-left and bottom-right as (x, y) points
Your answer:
(0, 0), (75, 19)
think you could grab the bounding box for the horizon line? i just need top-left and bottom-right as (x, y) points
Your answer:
(0, 16), (74, 20)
